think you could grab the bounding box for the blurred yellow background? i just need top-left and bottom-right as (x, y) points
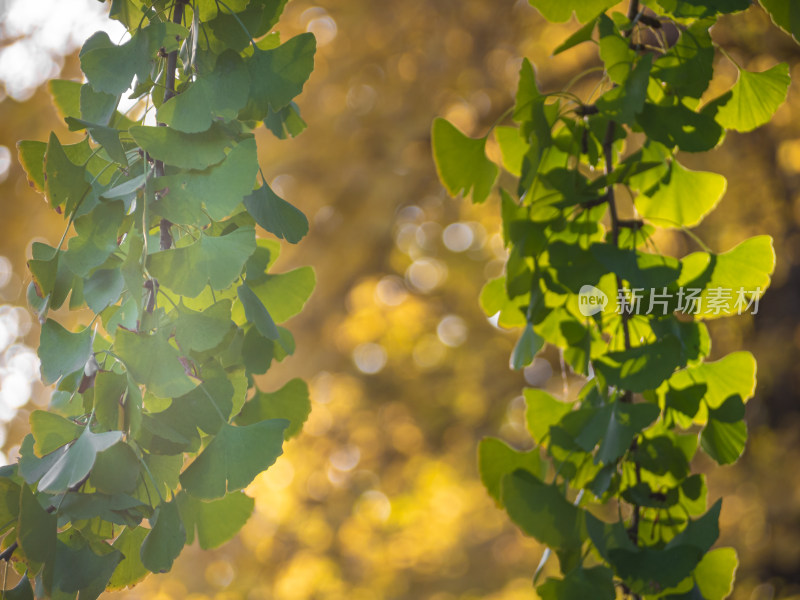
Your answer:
(1, 1), (799, 599)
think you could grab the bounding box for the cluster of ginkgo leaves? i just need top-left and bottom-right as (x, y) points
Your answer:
(433, 0), (795, 598)
(1, 0), (316, 597)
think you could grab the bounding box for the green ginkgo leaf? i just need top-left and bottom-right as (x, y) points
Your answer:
(243, 184), (309, 243)
(178, 490), (255, 549)
(524, 388), (573, 445)
(237, 378), (311, 439)
(44, 132), (90, 214)
(157, 50), (250, 133)
(678, 235), (775, 320)
(108, 527), (149, 590)
(18, 482), (57, 563)
(37, 427), (122, 493)
(635, 159), (726, 228)
(115, 329), (198, 398)
(510, 323), (544, 370)
(694, 547), (739, 600)
(174, 300), (234, 353)
(39, 320), (93, 385)
(239, 266), (315, 324)
(237, 284), (279, 340)
(30, 410), (82, 456)
(80, 23), (187, 95)
(140, 498), (185, 573)
(241, 33), (316, 119)
(63, 200), (124, 277)
(129, 123), (236, 170)
(478, 437), (544, 504)
(180, 419), (288, 500)
(432, 118), (498, 204)
(151, 138), (258, 225)
(528, 0), (617, 23)
(713, 63), (790, 132)
(147, 227), (256, 297)
(502, 469), (587, 551)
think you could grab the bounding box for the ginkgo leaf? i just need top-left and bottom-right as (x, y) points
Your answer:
(237, 378), (311, 439)
(174, 300), (234, 353)
(694, 547), (739, 600)
(37, 427), (122, 493)
(18, 483), (57, 563)
(243, 184), (309, 244)
(635, 159), (726, 228)
(140, 498), (185, 573)
(80, 23), (187, 95)
(502, 469), (587, 551)
(528, 0), (617, 23)
(478, 438), (544, 504)
(44, 132), (91, 214)
(432, 118), (498, 204)
(151, 138), (258, 225)
(129, 123), (236, 170)
(238, 266), (315, 324)
(108, 527), (149, 590)
(63, 201), (124, 277)
(30, 410), (82, 456)
(39, 320), (93, 385)
(712, 63), (790, 132)
(115, 329), (198, 398)
(237, 284), (279, 340)
(178, 490), (254, 549)
(678, 236), (775, 319)
(147, 227), (256, 297)
(524, 389), (572, 445)
(157, 50), (250, 133)
(180, 419), (288, 500)
(701, 396), (747, 465)
(241, 33), (316, 119)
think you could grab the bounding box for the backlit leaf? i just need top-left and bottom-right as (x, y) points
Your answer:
(180, 419), (288, 500)
(178, 490), (254, 549)
(237, 378), (311, 439)
(713, 63), (790, 132)
(148, 227), (256, 297)
(432, 118), (498, 204)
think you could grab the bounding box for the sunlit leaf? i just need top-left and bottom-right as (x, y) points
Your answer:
(157, 50), (250, 132)
(635, 159), (726, 228)
(237, 378), (311, 439)
(115, 329), (198, 398)
(174, 300), (234, 353)
(241, 33), (316, 119)
(147, 227), (256, 297)
(129, 123), (236, 170)
(39, 320), (93, 385)
(108, 526), (149, 590)
(432, 118), (498, 204)
(713, 63), (790, 132)
(478, 438), (544, 504)
(528, 0), (616, 23)
(151, 138), (258, 225)
(38, 427), (122, 493)
(178, 490), (254, 549)
(694, 547), (738, 600)
(180, 419), (288, 500)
